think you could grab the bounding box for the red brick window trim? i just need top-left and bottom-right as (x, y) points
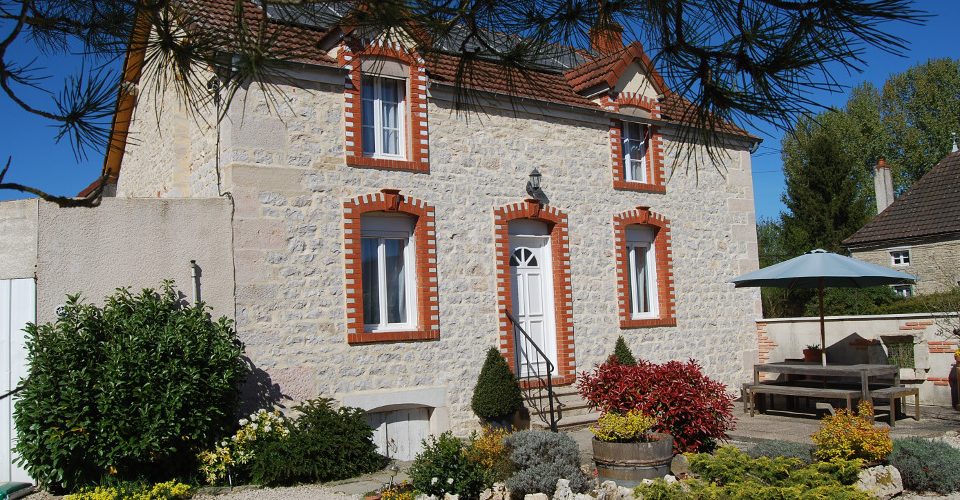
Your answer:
(493, 200), (576, 380)
(340, 43), (429, 173)
(613, 206), (676, 328)
(343, 189), (439, 344)
(604, 93), (666, 193)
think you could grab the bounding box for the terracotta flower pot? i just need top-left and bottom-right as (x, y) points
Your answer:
(803, 349), (822, 363)
(592, 433), (674, 487)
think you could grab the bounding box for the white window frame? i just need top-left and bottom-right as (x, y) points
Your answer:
(361, 221), (417, 332)
(891, 284), (913, 298)
(361, 75), (407, 160)
(889, 248), (911, 266)
(626, 230), (659, 319)
(621, 121), (649, 183)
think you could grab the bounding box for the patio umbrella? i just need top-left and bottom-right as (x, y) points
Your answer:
(730, 249), (916, 366)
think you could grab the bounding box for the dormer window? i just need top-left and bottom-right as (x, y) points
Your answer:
(361, 76), (406, 159)
(621, 122), (649, 183)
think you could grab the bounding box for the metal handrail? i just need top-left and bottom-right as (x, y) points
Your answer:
(505, 310), (558, 432)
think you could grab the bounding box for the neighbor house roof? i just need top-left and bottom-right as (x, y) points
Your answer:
(844, 151), (960, 247)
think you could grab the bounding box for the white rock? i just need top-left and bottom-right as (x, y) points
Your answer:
(443, 495), (459, 500)
(481, 482), (509, 500)
(574, 494), (595, 500)
(855, 465), (903, 500)
(523, 494), (549, 500)
(554, 478), (574, 500)
(664, 475), (678, 484)
(617, 485), (634, 499)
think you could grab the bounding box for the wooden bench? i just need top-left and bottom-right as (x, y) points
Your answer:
(743, 383), (861, 417)
(870, 386), (920, 427)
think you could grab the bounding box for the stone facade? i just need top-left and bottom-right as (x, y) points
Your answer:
(113, 63), (760, 434)
(850, 236), (960, 295)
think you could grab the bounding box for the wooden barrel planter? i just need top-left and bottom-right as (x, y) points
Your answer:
(593, 433), (674, 487)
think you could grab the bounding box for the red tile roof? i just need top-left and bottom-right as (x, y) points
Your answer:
(423, 52), (597, 109)
(844, 152), (960, 247)
(564, 43), (665, 95)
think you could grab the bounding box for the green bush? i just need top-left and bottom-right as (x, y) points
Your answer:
(612, 336), (637, 365)
(875, 287), (960, 315)
(746, 440), (815, 464)
(14, 283), (247, 492)
(803, 287), (901, 316)
(249, 398), (386, 486)
(504, 430), (589, 497)
(635, 446), (869, 499)
(890, 438), (960, 494)
(409, 432), (487, 498)
(471, 347), (523, 420)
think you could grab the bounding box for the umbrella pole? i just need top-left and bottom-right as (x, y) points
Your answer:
(819, 280), (826, 366)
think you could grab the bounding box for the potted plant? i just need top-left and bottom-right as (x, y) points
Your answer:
(471, 347), (526, 429)
(591, 410), (673, 487)
(803, 344), (822, 363)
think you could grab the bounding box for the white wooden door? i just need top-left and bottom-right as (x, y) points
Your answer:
(0, 278), (34, 483)
(509, 236), (556, 378)
(364, 407), (429, 461)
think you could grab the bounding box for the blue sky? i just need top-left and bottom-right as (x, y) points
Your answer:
(1, 3), (959, 217)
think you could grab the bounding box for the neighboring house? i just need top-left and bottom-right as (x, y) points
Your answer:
(844, 154), (960, 296)
(0, 1), (761, 462)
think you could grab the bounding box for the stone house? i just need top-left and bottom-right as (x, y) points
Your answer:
(845, 154), (960, 296)
(0, 0), (761, 462)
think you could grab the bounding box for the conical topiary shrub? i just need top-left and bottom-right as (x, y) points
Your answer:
(613, 336), (637, 365)
(471, 347), (523, 420)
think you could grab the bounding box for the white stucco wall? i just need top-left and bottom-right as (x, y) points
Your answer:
(757, 314), (959, 407)
(0, 197), (235, 323)
(0, 199), (38, 280)
(129, 71), (761, 432)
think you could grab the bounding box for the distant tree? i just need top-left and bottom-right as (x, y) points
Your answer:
(881, 59), (960, 189)
(780, 126), (872, 255)
(0, 0), (926, 204)
(756, 217), (804, 318)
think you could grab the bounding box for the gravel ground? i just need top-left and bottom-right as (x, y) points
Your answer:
(192, 484), (358, 499)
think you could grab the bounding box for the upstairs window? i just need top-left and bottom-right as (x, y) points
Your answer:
(621, 122), (649, 183)
(890, 249), (910, 266)
(625, 226), (658, 318)
(361, 76), (406, 159)
(361, 214), (416, 331)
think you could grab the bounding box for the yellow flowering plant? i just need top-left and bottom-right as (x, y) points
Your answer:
(197, 408), (290, 484)
(591, 410), (658, 442)
(465, 425), (513, 484)
(812, 401), (892, 463)
(65, 480), (191, 500)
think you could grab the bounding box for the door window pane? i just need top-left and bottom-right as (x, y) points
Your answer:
(384, 238), (407, 324)
(630, 246), (650, 314)
(361, 237), (380, 324)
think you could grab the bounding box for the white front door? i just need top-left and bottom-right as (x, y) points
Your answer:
(509, 235), (557, 378)
(0, 278), (34, 483)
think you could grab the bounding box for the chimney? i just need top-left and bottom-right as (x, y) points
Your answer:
(874, 158), (894, 213)
(589, 21), (623, 55)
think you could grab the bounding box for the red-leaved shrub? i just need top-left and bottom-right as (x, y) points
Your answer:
(577, 359), (734, 453)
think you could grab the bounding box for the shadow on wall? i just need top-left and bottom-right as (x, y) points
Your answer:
(824, 333), (890, 365)
(238, 357), (291, 414)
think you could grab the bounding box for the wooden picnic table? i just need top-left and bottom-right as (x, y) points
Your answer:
(754, 362), (899, 402)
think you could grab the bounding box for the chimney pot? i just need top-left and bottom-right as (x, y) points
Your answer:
(589, 22), (623, 55)
(873, 158), (894, 214)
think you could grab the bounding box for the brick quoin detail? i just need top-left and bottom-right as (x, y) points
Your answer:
(613, 206), (676, 329)
(604, 94), (667, 194)
(754, 322), (778, 381)
(928, 377), (950, 387)
(493, 200), (576, 385)
(339, 42), (430, 173)
(343, 189), (439, 344)
(899, 319), (935, 332)
(929, 340), (958, 354)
